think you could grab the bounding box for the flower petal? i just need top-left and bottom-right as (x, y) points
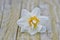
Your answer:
(21, 27), (28, 32)
(21, 27), (27, 32)
(37, 24), (43, 32)
(39, 16), (49, 20)
(17, 18), (28, 27)
(40, 26), (46, 33)
(28, 29), (38, 35)
(38, 16), (49, 25)
(31, 7), (41, 16)
(27, 24), (42, 35)
(28, 25), (42, 35)
(21, 9), (31, 18)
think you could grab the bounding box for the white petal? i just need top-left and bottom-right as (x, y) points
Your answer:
(31, 7), (41, 16)
(39, 16), (49, 20)
(21, 9), (31, 18)
(28, 29), (38, 35)
(21, 27), (28, 32)
(28, 27), (40, 35)
(17, 18), (28, 27)
(40, 26), (46, 33)
(37, 24), (43, 32)
(38, 16), (49, 25)
(21, 27), (26, 32)
(21, 25), (31, 32)
(28, 24), (42, 35)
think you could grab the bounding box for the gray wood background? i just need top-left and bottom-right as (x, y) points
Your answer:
(0, 0), (60, 40)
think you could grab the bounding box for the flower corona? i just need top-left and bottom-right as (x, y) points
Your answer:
(28, 16), (40, 29)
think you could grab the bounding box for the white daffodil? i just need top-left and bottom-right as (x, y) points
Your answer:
(17, 7), (49, 35)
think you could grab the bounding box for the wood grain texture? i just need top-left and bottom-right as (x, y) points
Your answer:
(39, 1), (52, 40)
(0, 0), (60, 40)
(0, 0), (4, 28)
(0, 0), (11, 40)
(3, 0), (21, 40)
(49, 5), (58, 40)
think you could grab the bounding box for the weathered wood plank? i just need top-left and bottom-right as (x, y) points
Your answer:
(49, 4), (58, 40)
(3, 0), (21, 40)
(0, 0), (3, 28)
(56, 6), (60, 40)
(0, 0), (5, 39)
(0, 0), (5, 28)
(52, 0), (60, 40)
(0, 0), (21, 40)
(41, 0), (59, 40)
(39, 1), (52, 40)
(0, 0), (11, 40)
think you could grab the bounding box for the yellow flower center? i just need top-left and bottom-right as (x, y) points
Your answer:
(28, 16), (40, 29)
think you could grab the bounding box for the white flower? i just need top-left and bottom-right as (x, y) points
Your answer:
(17, 7), (49, 35)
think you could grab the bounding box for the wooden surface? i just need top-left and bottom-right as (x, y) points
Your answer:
(0, 0), (60, 40)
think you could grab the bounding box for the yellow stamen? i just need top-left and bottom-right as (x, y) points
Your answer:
(28, 16), (40, 29)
